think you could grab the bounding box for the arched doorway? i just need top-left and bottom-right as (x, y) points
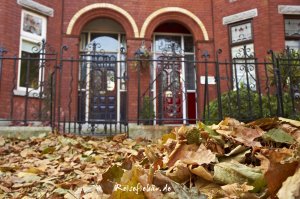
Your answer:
(77, 18), (127, 130)
(152, 23), (197, 124)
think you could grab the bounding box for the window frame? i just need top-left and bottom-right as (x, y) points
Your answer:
(228, 20), (256, 90)
(21, 10), (47, 40)
(16, 10), (47, 95)
(284, 15), (300, 50)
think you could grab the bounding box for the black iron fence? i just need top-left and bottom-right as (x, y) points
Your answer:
(0, 41), (299, 135)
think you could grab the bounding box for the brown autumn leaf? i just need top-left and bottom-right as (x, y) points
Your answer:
(231, 126), (264, 147)
(180, 144), (217, 166)
(163, 138), (178, 155)
(166, 143), (198, 167)
(153, 172), (174, 193)
(58, 179), (89, 189)
(0, 184), (11, 193)
(139, 173), (164, 199)
(219, 117), (241, 127)
(195, 178), (224, 198)
(20, 148), (39, 158)
(112, 133), (127, 143)
(257, 148), (299, 197)
(221, 183), (257, 199)
(246, 117), (279, 130)
(174, 125), (189, 140)
(166, 161), (191, 183)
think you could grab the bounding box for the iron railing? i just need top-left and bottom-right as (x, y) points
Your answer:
(0, 42), (299, 135)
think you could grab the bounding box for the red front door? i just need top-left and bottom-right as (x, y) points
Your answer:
(157, 56), (183, 123)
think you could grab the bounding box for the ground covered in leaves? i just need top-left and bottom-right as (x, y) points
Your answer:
(0, 117), (300, 199)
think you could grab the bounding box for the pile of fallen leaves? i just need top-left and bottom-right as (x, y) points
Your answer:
(0, 117), (300, 199)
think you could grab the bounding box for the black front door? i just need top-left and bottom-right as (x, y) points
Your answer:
(89, 54), (117, 121)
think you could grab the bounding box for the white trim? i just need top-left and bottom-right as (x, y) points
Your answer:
(223, 8), (258, 25)
(17, 0), (54, 17)
(140, 7), (209, 40)
(66, 3), (139, 38)
(278, 5), (300, 15)
(181, 35), (187, 124)
(13, 89), (40, 98)
(17, 37), (43, 93)
(117, 34), (121, 122)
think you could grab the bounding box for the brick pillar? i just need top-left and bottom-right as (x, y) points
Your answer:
(195, 40), (215, 121)
(126, 39), (152, 123)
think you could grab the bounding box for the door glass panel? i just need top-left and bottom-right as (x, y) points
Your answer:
(107, 70), (115, 91)
(155, 35), (181, 53)
(185, 55), (195, 90)
(90, 33), (118, 52)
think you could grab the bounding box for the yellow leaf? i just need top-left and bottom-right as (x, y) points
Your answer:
(25, 167), (44, 174)
(161, 132), (176, 144)
(189, 165), (213, 182)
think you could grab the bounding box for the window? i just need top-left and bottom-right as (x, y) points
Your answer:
(18, 10), (47, 92)
(284, 17), (300, 50)
(229, 20), (256, 89)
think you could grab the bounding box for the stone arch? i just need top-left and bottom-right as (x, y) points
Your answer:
(66, 3), (139, 38)
(140, 7), (209, 40)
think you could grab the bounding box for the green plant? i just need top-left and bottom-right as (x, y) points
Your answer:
(205, 85), (300, 123)
(140, 96), (155, 125)
(132, 43), (153, 71)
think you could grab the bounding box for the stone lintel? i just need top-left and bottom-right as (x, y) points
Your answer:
(223, 8), (258, 25)
(278, 5), (300, 15)
(17, 0), (54, 17)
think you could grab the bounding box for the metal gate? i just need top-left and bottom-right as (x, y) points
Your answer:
(76, 42), (128, 135)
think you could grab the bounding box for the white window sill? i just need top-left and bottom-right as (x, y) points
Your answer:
(13, 89), (41, 98)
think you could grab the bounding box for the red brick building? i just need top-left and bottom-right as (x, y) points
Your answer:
(0, 0), (299, 132)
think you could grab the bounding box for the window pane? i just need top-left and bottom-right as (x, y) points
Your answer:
(285, 40), (300, 51)
(155, 35), (181, 53)
(231, 22), (252, 44)
(20, 51), (40, 89)
(185, 55), (195, 90)
(231, 44), (254, 58)
(89, 33), (118, 52)
(80, 33), (88, 51)
(184, 36), (194, 52)
(23, 12), (43, 36)
(285, 19), (300, 37)
(231, 44), (256, 90)
(120, 34), (127, 52)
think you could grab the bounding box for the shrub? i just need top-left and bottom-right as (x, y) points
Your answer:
(140, 96), (155, 125)
(205, 85), (300, 123)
